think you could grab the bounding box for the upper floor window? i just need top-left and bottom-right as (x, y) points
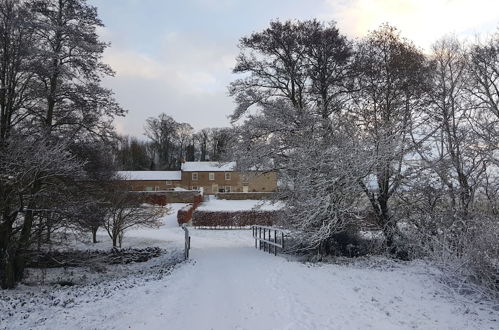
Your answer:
(192, 173), (198, 181)
(166, 180), (172, 185)
(209, 172), (215, 181)
(225, 172), (231, 180)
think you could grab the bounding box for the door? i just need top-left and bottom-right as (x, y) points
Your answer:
(243, 185), (249, 193)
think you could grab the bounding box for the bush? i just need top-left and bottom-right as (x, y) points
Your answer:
(283, 226), (384, 258)
(177, 195), (203, 225)
(407, 214), (499, 297)
(192, 210), (278, 227)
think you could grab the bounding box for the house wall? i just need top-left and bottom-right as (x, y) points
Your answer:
(181, 171), (277, 195)
(123, 180), (182, 192)
(120, 171), (278, 195)
(248, 172), (278, 193)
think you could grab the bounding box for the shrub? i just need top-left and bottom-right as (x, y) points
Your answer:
(192, 210), (278, 228)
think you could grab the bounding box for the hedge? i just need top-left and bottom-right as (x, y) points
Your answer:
(191, 210), (278, 228)
(177, 194), (203, 225)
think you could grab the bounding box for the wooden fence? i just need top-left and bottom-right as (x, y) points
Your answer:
(182, 225), (191, 260)
(252, 225), (285, 256)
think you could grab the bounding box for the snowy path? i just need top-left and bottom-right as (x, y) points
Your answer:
(21, 228), (496, 330)
(3, 205), (497, 330)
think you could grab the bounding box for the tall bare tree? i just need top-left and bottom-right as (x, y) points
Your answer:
(352, 24), (430, 249)
(0, 0), (35, 143)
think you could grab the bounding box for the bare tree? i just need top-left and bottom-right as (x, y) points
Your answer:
(144, 113), (180, 169)
(229, 20), (308, 120)
(0, 0), (125, 288)
(30, 0), (125, 138)
(301, 20), (353, 121)
(103, 186), (164, 248)
(0, 135), (83, 288)
(419, 38), (485, 218)
(195, 128), (211, 161)
(0, 0), (35, 143)
(174, 122), (193, 165)
(351, 24), (430, 250)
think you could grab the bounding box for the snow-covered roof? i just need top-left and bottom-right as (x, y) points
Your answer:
(117, 171), (182, 181)
(181, 161), (236, 172)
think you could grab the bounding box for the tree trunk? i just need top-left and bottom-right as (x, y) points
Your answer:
(92, 227), (98, 243)
(1, 253), (17, 289)
(0, 220), (16, 289)
(13, 209), (34, 283)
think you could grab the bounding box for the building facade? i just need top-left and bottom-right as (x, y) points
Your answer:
(117, 161), (277, 195)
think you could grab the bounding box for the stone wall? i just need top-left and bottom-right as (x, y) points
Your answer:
(135, 190), (202, 205)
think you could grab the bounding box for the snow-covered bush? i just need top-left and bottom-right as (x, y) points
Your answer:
(408, 215), (499, 297)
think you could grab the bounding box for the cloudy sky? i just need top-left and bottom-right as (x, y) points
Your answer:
(88, 0), (499, 137)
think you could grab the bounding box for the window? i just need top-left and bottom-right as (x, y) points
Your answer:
(166, 180), (172, 185)
(154, 186), (160, 191)
(145, 186), (153, 191)
(191, 186), (198, 190)
(225, 186), (231, 192)
(225, 172), (231, 180)
(192, 172), (198, 181)
(241, 174), (249, 183)
(209, 172), (215, 181)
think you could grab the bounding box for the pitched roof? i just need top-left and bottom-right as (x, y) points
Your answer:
(117, 171), (182, 181)
(181, 161), (236, 172)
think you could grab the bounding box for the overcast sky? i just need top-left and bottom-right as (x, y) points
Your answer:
(88, 0), (499, 137)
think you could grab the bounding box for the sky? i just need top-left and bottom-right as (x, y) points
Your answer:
(88, 0), (499, 137)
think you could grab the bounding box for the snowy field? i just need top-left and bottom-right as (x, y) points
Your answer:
(1, 202), (498, 330)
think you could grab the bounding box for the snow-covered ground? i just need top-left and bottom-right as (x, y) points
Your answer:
(196, 199), (283, 212)
(1, 203), (498, 330)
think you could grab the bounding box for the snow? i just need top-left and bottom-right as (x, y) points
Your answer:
(2, 206), (498, 330)
(196, 199), (284, 212)
(117, 171), (182, 181)
(181, 161), (236, 172)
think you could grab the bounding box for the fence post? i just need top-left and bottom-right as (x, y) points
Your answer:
(182, 225), (190, 260)
(253, 226), (285, 256)
(258, 227), (262, 250)
(254, 226), (257, 249)
(264, 228), (267, 253)
(274, 230), (277, 256)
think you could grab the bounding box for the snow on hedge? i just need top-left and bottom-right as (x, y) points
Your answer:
(196, 199), (283, 212)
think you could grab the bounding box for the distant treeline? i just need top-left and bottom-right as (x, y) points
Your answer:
(114, 114), (235, 170)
